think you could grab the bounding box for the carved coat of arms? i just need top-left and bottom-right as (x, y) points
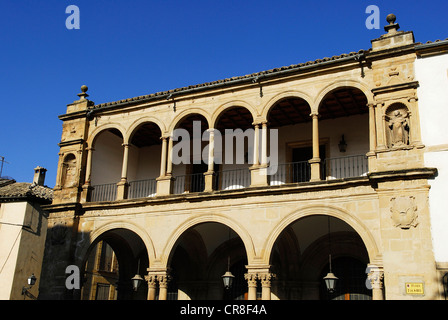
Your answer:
(390, 196), (418, 229)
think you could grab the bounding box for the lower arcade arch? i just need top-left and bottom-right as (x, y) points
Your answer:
(270, 215), (371, 300)
(167, 222), (248, 300)
(80, 228), (149, 300)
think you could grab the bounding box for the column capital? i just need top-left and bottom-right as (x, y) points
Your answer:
(310, 112), (319, 118)
(145, 275), (157, 288)
(367, 265), (384, 290)
(158, 274), (171, 288)
(259, 273), (276, 287)
(244, 273), (258, 286)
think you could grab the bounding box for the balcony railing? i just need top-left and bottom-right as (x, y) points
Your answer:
(215, 167), (251, 191)
(173, 168), (251, 194)
(128, 178), (157, 199)
(173, 173), (205, 194)
(269, 161), (311, 186)
(89, 155), (368, 201)
(90, 182), (117, 202)
(324, 154), (368, 180)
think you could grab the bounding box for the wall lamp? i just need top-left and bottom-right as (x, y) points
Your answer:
(22, 274), (37, 299)
(338, 135), (347, 153)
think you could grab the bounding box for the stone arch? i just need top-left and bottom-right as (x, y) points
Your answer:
(125, 117), (166, 144)
(76, 220), (157, 267)
(168, 108), (212, 133)
(161, 214), (256, 268)
(88, 123), (126, 148)
(263, 205), (380, 266)
(314, 80), (373, 114)
(261, 91), (313, 121)
(211, 100), (258, 128)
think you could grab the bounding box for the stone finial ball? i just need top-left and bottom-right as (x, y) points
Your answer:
(386, 14), (396, 24)
(81, 85), (88, 93)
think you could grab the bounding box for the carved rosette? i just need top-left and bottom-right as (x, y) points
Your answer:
(390, 196), (418, 229)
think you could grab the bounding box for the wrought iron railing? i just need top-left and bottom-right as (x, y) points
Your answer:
(90, 182), (117, 202)
(269, 161), (311, 185)
(173, 172), (206, 194)
(215, 167), (251, 191)
(324, 154), (368, 180)
(128, 178), (157, 199)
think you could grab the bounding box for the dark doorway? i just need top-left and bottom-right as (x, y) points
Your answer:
(291, 145), (326, 182)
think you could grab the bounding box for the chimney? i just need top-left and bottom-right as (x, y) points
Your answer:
(33, 166), (47, 186)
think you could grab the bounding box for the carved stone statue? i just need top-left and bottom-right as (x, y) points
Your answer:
(388, 109), (409, 147)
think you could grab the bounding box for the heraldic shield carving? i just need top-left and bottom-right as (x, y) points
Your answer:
(390, 196), (418, 229)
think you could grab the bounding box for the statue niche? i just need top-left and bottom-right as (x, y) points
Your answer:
(385, 104), (410, 149)
(61, 153), (78, 188)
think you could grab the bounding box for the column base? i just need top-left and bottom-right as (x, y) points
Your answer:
(116, 179), (129, 200)
(249, 165), (268, 187)
(203, 171), (215, 192)
(308, 158), (321, 182)
(156, 175), (174, 196)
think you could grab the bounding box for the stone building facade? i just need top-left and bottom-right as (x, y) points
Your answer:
(39, 15), (447, 300)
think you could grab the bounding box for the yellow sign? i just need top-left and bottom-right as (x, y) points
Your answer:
(405, 283), (424, 295)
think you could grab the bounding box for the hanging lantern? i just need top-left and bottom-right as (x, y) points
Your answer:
(131, 274), (144, 292)
(222, 270), (235, 289)
(323, 271), (338, 293)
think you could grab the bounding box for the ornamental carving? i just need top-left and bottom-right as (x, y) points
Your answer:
(390, 196), (418, 229)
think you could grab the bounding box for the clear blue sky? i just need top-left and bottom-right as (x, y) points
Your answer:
(1, 0), (447, 187)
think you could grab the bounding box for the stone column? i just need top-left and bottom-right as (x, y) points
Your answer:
(156, 136), (173, 195)
(309, 113), (321, 181)
(145, 275), (157, 300)
(375, 102), (387, 150)
(81, 147), (94, 202)
(116, 143), (130, 200)
(250, 122), (268, 187)
(366, 103), (377, 172)
(260, 273), (275, 300)
(407, 97), (425, 148)
(367, 265), (384, 300)
(261, 121), (268, 166)
(204, 128), (215, 192)
(158, 275), (171, 300)
(367, 103), (377, 155)
(166, 136), (173, 176)
(253, 123), (260, 166)
(244, 273), (258, 300)
(160, 136), (168, 177)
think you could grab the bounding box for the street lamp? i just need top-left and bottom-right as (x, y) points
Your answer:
(222, 227), (235, 290)
(323, 217), (338, 294)
(323, 255), (338, 293)
(131, 274), (144, 292)
(131, 259), (144, 292)
(222, 268), (235, 290)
